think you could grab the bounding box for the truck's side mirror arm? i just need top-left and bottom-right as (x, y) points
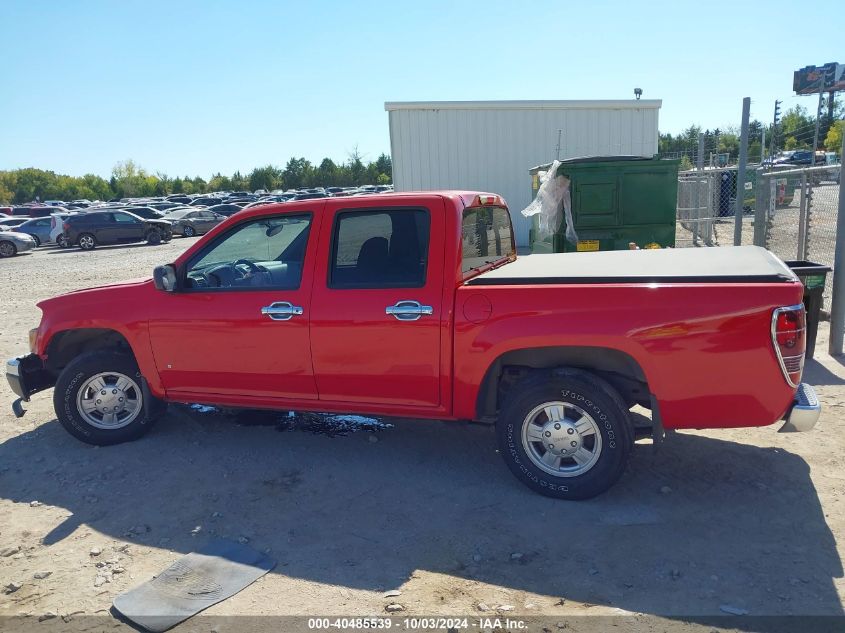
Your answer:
(153, 265), (178, 292)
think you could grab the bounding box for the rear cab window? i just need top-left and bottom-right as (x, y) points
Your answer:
(461, 205), (515, 275)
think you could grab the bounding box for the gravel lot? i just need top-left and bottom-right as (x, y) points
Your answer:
(1, 238), (844, 631)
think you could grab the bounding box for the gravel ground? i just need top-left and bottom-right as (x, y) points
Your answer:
(0, 238), (844, 631)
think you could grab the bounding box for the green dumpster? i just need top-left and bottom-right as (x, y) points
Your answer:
(528, 156), (680, 253)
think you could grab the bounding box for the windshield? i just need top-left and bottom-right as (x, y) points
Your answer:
(461, 206), (514, 274)
(165, 210), (191, 219)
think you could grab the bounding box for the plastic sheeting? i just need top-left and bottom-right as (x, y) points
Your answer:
(520, 160), (578, 244)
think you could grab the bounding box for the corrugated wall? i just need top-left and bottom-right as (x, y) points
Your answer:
(387, 101), (661, 247)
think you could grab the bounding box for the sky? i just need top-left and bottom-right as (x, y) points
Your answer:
(1, 0), (840, 179)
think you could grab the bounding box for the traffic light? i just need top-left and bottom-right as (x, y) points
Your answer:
(773, 100), (782, 127)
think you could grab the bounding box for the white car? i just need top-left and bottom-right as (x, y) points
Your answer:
(49, 212), (76, 248)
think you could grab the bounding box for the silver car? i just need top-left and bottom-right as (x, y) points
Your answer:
(0, 231), (37, 257)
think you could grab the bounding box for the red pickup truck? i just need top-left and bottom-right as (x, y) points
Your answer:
(6, 191), (820, 499)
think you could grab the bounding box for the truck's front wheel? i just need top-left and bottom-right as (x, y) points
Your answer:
(497, 370), (633, 500)
(53, 351), (165, 445)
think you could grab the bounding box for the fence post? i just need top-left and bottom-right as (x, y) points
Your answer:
(734, 97), (750, 245)
(753, 170), (767, 246)
(797, 172), (808, 260)
(694, 133), (704, 245)
(828, 133), (845, 355)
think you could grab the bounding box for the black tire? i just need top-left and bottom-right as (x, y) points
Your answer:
(78, 233), (96, 250)
(496, 369), (633, 500)
(56, 235), (69, 248)
(161, 231), (172, 243)
(0, 240), (17, 258)
(53, 351), (165, 446)
(182, 225), (196, 237)
(146, 230), (162, 245)
(31, 235), (41, 247)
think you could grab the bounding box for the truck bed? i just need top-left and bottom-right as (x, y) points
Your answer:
(467, 246), (797, 286)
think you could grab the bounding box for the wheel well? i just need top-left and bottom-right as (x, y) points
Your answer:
(476, 346), (650, 420)
(45, 328), (135, 374)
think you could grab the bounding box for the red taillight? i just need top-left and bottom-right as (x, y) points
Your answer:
(772, 305), (806, 387)
(63, 222), (70, 232)
(51, 217), (56, 229)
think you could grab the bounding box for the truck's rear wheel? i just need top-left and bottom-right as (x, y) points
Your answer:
(54, 351), (165, 445)
(496, 370), (633, 500)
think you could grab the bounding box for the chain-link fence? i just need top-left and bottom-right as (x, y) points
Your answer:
(757, 165), (842, 309)
(674, 161), (842, 310)
(675, 167), (755, 248)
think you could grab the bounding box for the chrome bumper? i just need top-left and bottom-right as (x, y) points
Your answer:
(7, 355), (55, 418)
(778, 383), (821, 433)
(6, 358), (25, 399)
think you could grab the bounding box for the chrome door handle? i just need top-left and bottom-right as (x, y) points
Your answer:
(386, 300), (433, 321)
(261, 301), (303, 321)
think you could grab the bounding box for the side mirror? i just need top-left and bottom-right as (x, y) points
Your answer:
(153, 264), (177, 292)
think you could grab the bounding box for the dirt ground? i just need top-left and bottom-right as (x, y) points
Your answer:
(1, 238), (844, 632)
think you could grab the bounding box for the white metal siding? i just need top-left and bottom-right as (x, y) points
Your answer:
(386, 101), (661, 247)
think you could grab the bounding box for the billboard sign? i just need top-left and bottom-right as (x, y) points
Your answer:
(793, 63), (845, 94)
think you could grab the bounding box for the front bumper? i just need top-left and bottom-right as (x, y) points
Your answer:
(778, 383), (821, 432)
(6, 354), (55, 418)
(6, 237), (36, 253)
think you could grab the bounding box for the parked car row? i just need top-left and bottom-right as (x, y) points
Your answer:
(0, 184), (394, 257)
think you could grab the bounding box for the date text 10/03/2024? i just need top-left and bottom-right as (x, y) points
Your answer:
(307, 617), (528, 630)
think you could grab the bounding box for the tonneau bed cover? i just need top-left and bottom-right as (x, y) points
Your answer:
(467, 246), (797, 286)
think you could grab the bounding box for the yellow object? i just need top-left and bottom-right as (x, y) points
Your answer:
(576, 240), (600, 252)
(644, 242), (661, 249)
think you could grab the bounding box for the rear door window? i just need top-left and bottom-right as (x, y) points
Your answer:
(329, 208), (430, 288)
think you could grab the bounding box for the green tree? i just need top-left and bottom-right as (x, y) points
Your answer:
(281, 158), (310, 190)
(317, 158), (338, 187)
(249, 165), (280, 192)
(824, 120), (844, 152)
(781, 105), (814, 150)
(207, 173), (232, 192)
(0, 180), (13, 204)
(192, 176), (207, 193)
(347, 147), (366, 185)
(374, 153), (392, 180)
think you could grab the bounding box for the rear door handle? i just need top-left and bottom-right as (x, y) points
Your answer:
(261, 301), (303, 321)
(386, 300), (433, 321)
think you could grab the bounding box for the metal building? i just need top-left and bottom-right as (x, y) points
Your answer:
(385, 99), (662, 247)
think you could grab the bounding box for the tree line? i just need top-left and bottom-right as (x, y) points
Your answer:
(659, 103), (844, 169)
(0, 151), (392, 205)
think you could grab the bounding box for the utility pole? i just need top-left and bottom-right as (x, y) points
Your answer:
(555, 130), (562, 161)
(761, 129), (766, 163)
(812, 75), (825, 161)
(734, 98), (750, 245)
(829, 130), (845, 355)
(769, 100), (782, 160)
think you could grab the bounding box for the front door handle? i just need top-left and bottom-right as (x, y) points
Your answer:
(386, 300), (433, 321)
(261, 301), (303, 321)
